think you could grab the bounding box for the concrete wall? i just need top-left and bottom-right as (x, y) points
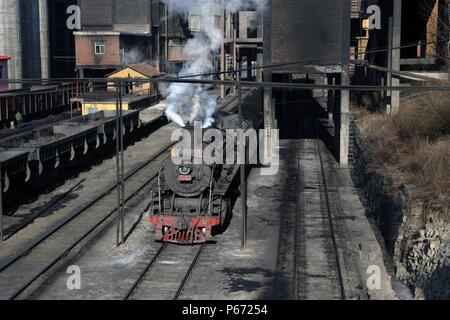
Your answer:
(0, 60), (9, 92)
(270, 0), (345, 69)
(0, 0), (22, 89)
(79, 0), (152, 33)
(238, 11), (258, 39)
(79, 0), (113, 28)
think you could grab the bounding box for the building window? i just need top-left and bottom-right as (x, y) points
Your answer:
(94, 41), (105, 55)
(189, 14), (200, 32)
(247, 20), (258, 38)
(0, 66), (3, 79)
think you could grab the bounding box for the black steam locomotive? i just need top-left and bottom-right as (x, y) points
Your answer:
(148, 114), (255, 244)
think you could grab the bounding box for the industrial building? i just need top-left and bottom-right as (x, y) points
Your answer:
(73, 0), (265, 79)
(71, 0), (355, 165)
(74, 0), (187, 78)
(360, 0), (450, 112)
(262, 0), (352, 165)
(3, 0), (447, 165)
(220, 1), (264, 86)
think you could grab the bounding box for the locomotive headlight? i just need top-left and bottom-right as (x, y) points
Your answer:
(179, 166), (191, 175)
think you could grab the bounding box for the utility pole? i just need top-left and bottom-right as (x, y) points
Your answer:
(339, 0), (351, 167)
(238, 73), (247, 249)
(221, 0), (226, 98)
(115, 82), (125, 247)
(446, 0), (450, 79)
(391, 0), (402, 115)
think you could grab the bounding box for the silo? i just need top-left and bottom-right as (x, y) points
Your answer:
(0, 0), (22, 89)
(39, 0), (50, 79)
(20, 0), (42, 79)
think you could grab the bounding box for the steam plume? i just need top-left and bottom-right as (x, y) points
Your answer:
(164, 0), (267, 128)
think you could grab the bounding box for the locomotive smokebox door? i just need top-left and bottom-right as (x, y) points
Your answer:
(163, 160), (212, 198)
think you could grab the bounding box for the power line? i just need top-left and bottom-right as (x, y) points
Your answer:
(174, 40), (448, 80)
(353, 61), (446, 82)
(155, 77), (450, 92)
(360, 39), (447, 56)
(3, 76), (449, 92)
(0, 57), (339, 86)
(174, 58), (341, 80)
(1, 39), (448, 87)
(8, 41), (427, 85)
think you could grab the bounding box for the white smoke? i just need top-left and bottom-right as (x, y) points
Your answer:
(164, 0), (267, 128)
(123, 47), (160, 69)
(123, 48), (144, 65)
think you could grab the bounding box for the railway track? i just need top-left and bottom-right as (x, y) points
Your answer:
(293, 104), (346, 300)
(312, 110), (346, 300)
(0, 90), (248, 300)
(124, 244), (205, 300)
(0, 142), (175, 300)
(2, 179), (85, 241)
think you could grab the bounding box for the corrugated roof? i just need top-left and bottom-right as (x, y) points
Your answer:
(107, 63), (161, 78)
(128, 63), (161, 77)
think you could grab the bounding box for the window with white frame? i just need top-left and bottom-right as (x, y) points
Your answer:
(94, 41), (106, 55)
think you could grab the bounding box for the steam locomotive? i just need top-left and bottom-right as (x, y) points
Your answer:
(147, 113), (255, 244)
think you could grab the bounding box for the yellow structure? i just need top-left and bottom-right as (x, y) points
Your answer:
(106, 62), (161, 95)
(81, 63), (162, 116)
(82, 100), (131, 116)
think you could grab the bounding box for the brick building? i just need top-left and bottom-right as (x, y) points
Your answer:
(74, 0), (187, 78)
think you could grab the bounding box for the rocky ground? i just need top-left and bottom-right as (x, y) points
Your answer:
(351, 118), (450, 300)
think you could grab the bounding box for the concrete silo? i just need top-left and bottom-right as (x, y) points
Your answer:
(39, 0), (49, 79)
(0, 0), (50, 88)
(0, 0), (22, 89)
